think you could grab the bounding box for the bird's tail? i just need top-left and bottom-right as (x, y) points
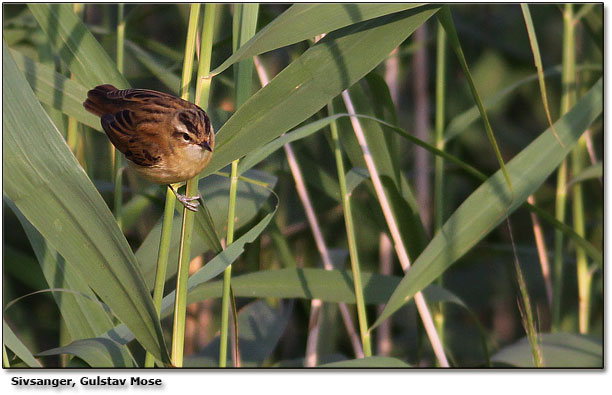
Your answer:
(83, 84), (118, 116)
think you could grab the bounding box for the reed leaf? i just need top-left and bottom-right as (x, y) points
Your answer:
(3, 321), (41, 367)
(374, 78), (602, 328)
(9, 202), (116, 340)
(3, 41), (169, 364)
(28, 3), (128, 88)
(202, 6), (440, 177)
(492, 333), (602, 368)
(212, 4), (426, 75)
(37, 338), (136, 368)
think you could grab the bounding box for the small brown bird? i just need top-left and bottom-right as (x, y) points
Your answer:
(83, 84), (214, 211)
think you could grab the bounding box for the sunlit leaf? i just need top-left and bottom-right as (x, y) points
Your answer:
(374, 78), (602, 328)
(202, 6), (440, 177)
(9, 48), (101, 131)
(212, 4), (426, 75)
(28, 3), (127, 88)
(3, 40), (168, 363)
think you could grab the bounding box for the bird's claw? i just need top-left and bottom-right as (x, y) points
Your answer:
(169, 184), (202, 212)
(176, 192), (202, 212)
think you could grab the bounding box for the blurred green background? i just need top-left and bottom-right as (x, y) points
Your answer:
(3, 3), (602, 367)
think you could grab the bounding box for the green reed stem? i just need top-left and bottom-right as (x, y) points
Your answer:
(552, 159), (567, 332)
(114, 3), (125, 230)
(195, 3), (216, 108)
(573, 139), (591, 334)
(219, 3), (258, 368)
(220, 160), (239, 367)
(144, 187), (177, 368)
(553, 3), (576, 332)
(172, 179), (199, 367)
(328, 102), (372, 357)
(561, 3), (591, 333)
(433, 20), (447, 349)
(170, 3), (201, 368)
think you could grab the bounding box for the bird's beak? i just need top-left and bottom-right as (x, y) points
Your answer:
(200, 141), (212, 152)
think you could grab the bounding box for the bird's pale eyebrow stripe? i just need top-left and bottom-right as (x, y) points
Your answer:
(178, 112), (201, 137)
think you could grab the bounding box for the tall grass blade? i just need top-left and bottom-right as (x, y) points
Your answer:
(521, 3), (561, 144)
(135, 172), (276, 288)
(437, 6), (512, 193)
(100, 191), (279, 346)
(101, 266), (479, 348)
(9, 201), (116, 340)
(3, 40), (169, 364)
(9, 49), (101, 130)
(3, 321), (42, 367)
(201, 6), (440, 177)
(374, 78), (602, 327)
(211, 4), (425, 75)
(170, 2), (202, 368)
(443, 64), (600, 144)
(28, 3), (128, 88)
(219, 2), (259, 368)
(37, 338), (136, 368)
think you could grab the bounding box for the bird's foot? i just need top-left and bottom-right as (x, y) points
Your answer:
(169, 184), (202, 212)
(176, 192), (202, 212)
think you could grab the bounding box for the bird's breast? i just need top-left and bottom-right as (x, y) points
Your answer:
(128, 145), (213, 184)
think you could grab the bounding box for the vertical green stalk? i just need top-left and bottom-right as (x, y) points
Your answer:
(66, 2), (83, 153)
(553, 4), (578, 332)
(433, 21), (447, 349)
(219, 159), (239, 367)
(144, 187), (177, 367)
(195, 3), (216, 108)
(342, 91), (449, 367)
(552, 164), (567, 331)
(219, 3), (258, 368)
(114, 3), (125, 230)
(328, 102), (372, 357)
(169, 3), (201, 368)
(564, 4), (590, 333)
(572, 138), (591, 334)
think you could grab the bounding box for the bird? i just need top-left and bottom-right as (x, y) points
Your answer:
(83, 84), (214, 212)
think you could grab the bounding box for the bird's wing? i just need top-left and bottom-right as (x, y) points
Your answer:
(84, 84), (190, 115)
(101, 110), (163, 167)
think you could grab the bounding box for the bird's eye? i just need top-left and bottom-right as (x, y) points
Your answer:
(182, 133), (191, 142)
